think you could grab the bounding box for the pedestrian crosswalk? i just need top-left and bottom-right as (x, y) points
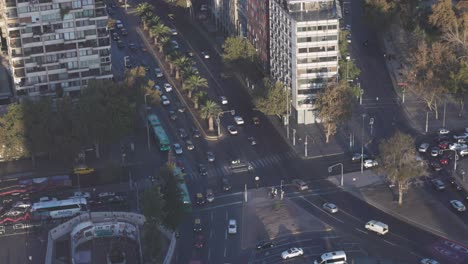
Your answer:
(184, 151), (296, 181)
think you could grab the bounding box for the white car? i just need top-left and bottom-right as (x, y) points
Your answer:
(345, 24), (351, 31)
(281, 247), (304, 260)
(322, 202), (338, 213)
(430, 147), (440, 157)
(234, 116), (244, 125)
(453, 133), (468, 140)
(155, 68), (163, 78)
(364, 159), (378, 168)
(173, 143), (183, 155)
(200, 4), (208, 11)
(346, 34), (352, 43)
(420, 259), (440, 264)
(164, 83), (172, 92)
(71, 191), (91, 199)
(116, 20), (123, 29)
(227, 125), (238, 135)
(460, 149), (468, 157)
(161, 95), (170, 105)
(170, 27), (177, 35)
(449, 143), (468, 151)
(450, 200), (466, 212)
(220, 96), (228, 105)
(437, 128), (450, 135)
(418, 143), (429, 153)
(153, 84), (162, 92)
(228, 219), (237, 234)
(201, 51), (210, 59)
(98, 192), (115, 198)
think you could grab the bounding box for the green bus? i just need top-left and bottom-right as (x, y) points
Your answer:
(152, 126), (171, 151)
(173, 166), (191, 211)
(147, 114), (161, 127)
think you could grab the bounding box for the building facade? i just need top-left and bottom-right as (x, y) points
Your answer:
(0, 0), (112, 97)
(212, 0), (238, 35)
(245, 0), (269, 72)
(269, 0), (340, 124)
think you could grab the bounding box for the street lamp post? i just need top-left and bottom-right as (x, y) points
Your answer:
(304, 135), (308, 157)
(217, 110), (235, 137)
(361, 114), (366, 174)
(144, 94), (150, 151)
(442, 100), (447, 128)
(292, 129), (296, 146)
(425, 111), (429, 133)
(328, 163), (344, 186)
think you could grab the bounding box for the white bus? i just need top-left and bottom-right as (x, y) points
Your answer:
(314, 251), (347, 264)
(31, 198), (87, 220)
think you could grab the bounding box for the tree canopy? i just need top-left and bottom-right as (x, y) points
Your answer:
(254, 78), (289, 116)
(158, 165), (185, 231)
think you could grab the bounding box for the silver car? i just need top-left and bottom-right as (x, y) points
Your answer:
(450, 200), (466, 212)
(322, 202), (338, 213)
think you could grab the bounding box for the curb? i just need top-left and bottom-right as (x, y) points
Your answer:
(343, 186), (468, 246)
(135, 28), (219, 142)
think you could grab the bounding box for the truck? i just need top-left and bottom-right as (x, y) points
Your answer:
(365, 220), (388, 235)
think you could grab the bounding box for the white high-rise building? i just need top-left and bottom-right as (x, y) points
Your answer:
(0, 0), (112, 97)
(269, 0), (340, 124)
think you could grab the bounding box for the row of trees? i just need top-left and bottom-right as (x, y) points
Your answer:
(0, 66), (160, 164)
(141, 165), (185, 260)
(136, 3), (225, 133)
(366, 0), (468, 116)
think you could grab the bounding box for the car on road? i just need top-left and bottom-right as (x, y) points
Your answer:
(432, 179), (445, 190)
(196, 193), (205, 205)
(449, 179), (463, 191)
(73, 165), (95, 175)
(365, 220), (389, 235)
(178, 128), (188, 139)
(434, 135), (450, 143)
(346, 34), (352, 43)
(437, 128), (450, 135)
(429, 161), (442, 171)
(198, 164), (208, 176)
(153, 84), (162, 92)
(169, 110), (178, 121)
(164, 83), (172, 92)
(220, 96), (228, 105)
(201, 51), (210, 59)
(116, 20), (123, 29)
(70, 192), (91, 199)
(322, 202), (338, 213)
(176, 159), (185, 171)
(191, 127), (201, 138)
(228, 219), (237, 234)
(256, 241), (274, 250)
(186, 50), (195, 57)
(351, 153), (368, 162)
(206, 189), (214, 203)
(281, 247), (304, 260)
(248, 136), (257, 146)
(120, 28), (128, 36)
(112, 32), (119, 41)
(418, 143), (430, 153)
(128, 42), (137, 51)
(292, 179), (309, 191)
(450, 200), (466, 212)
(117, 40), (125, 48)
(194, 235), (204, 248)
(234, 116), (244, 125)
(186, 140), (195, 150)
(124, 56), (132, 68)
(227, 125), (238, 135)
(252, 116), (260, 125)
(363, 159), (378, 169)
(222, 177), (231, 191)
(345, 24), (351, 31)
(420, 259), (440, 264)
(430, 147), (440, 157)
(173, 143), (183, 155)
(155, 68), (164, 78)
(170, 40), (179, 49)
(161, 95), (170, 106)
(193, 218), (202, 232)
(206, 151), (215, 162)
(170, 27), (177, 35)
(200, 4), (208, 11)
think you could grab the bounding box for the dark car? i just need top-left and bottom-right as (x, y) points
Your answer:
(193, 218), (202, 232)
(432, 179), (445, 191)
(117, 40), (125, 48)
(434, 135), (450, 143)
(430, 161), (442, 172)
(192, 127), (201, 138)
(222, 177), (231, 191)
(352, 153), (368, 162)
(129, 42), (138, 51)
(178, 128), (188, 139)
(256, 241), (274, 250)
(112, 32), (119, 41)
(196, 193), (205, 205)
(169, 110), (178, 121)
(187, 51), (195, 57)
(120, 28), (128, 36)
(198, 164), (207, 176)
(449, 179), (463, 191)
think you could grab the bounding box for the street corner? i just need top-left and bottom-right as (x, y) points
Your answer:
(241, 190), (331, 249)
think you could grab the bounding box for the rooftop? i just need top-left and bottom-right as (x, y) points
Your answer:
(277, 0), (339, 21)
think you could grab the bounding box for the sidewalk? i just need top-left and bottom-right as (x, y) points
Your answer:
(328, 170), (468, 244)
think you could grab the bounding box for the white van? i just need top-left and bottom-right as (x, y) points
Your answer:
(314, 251), (347, 264)
(365, 220), (388, 235)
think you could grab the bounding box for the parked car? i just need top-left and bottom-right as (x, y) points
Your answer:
(252, 116), (260, 125)
(453, 133), (468, 140)
(439, 156), (449, 165)
(460, 149), (468, 157)
(429, 161), (442, 171)
(227, 125), (238, 135)
(292, 179), (308, 191)
(450, 200), (466, 212)
(234, 116), (244, 125)
(169, 110), (178, 121)
(437, 128), (450, 135)
(449, 143), (468, 151)
(438, 141), (450, 149)
(281, 247), (304, 260)
(418, 143), (430, 153)
(192, 127), (201, 138)
(178, 128), (188, 139)
(431, 147), (440, 157)
(120, 28), (128, 36)
(155, 68), (164, 78)
(322, 202), (338, 213)
(432, 179), (445, 190)
(420, 259), (440, 264)
(346, 34), (352, 43)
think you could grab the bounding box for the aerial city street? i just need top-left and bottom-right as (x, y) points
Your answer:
(0, 0), (467, 263)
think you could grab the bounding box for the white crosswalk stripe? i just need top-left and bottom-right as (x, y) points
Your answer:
(272, 155), (281, 162)
(222, 166), (230, 175)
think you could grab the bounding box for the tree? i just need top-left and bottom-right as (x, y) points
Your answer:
(200, 100), (221, 131)
(0, 103), (27, 161)
(430, 0), (468, 53)
(150, 23), (170, 46)
(136, 2), (153, 19)
(378, 131), (426, 205)
(448, 61), (468, 115)
(22, 97), (55, 165)
(158, 165), (185, 231)
(363, 0), (397, 28)
(143, 223), (163, 261)
(107, 18), (116, 30)
(143, 80), (161, 107)
(254, 78), (289, 116)
(222, 36), (258, 77)
(159, 36), (171, 53)
(404, 40), (455, 118)
(173, 56), (190, 79)
(316, 82), (353, 143)
(181, 64), (197, 79)
(183, 74), (208, 98)
(193, 91), (207, 109)
(141, 185), (165, 225)
(123, 66), (147, 103)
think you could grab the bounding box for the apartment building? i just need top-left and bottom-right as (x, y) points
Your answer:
(269, 0), (340, 124)
(212, 0), (238, 35)
(245, 0), (269, 72)
(0, 0), (112, 97)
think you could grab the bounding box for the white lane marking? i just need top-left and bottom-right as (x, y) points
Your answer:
(298, 197), (344, 223)
(211, 211), (214, 221)
(208, 248), (211, 260)
(213, 192), (243, 200)
(383, 239), (396, 246)
(355, 228), (368, 234)
(225, 210), (228, 220)
(210, 229), (213, 239)
(196, 201), (243, 212)
(225, 230), (227, 240)
(224, 246), (227, 257)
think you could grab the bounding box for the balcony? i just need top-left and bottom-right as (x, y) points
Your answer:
(14, 69), (26, 78)
(5, 0), (17, 7)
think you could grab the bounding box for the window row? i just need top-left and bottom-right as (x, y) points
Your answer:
(297, 35), (338, 43)
(297, 56), (337, 64)
(297, 25), (338, 32)
(298, 46), (336, 53)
